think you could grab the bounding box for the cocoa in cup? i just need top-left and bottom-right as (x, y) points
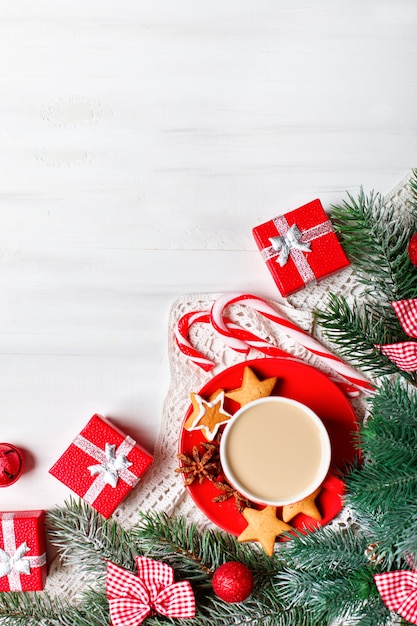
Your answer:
(220, 396), (331, 506)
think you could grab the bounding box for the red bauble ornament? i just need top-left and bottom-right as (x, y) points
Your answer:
(408, 234), (417, 266)
(212, 561), (254, 603)
(0, 443), (24, 487)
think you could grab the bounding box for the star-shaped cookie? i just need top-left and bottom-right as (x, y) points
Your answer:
(281, 487), (322, 523)
(225, 367), (277, 407)
(184, 390), (232, 441)
(184, 389), (223, 430)
(238, 506), (291, 556)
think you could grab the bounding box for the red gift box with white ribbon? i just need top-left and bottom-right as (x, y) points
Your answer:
(0, 510), (47, 591)
(49, 414), (153, 518)
(252, 199), (350, 297)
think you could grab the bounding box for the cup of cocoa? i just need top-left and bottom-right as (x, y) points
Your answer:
(220, 396), (331, 506)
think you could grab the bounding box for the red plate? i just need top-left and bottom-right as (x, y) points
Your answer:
(178, 358), (358, 536)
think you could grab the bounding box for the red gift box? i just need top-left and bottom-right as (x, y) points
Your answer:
(49, 414), (153, 518)
(0, 510), (47, 591)
(252, 199), (350, 297)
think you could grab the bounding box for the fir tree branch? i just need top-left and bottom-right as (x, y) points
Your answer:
(131, 510), (279, 586)
(144, 586), (313, 626)
(274, 526), (391, 625)
(358, 503), (417, 570)
(347, 379), (417, 510)
(408, 168), (417, 216)
(47, 497), (139, 581)
(330, 187), (417, 302)
(315, 293), (411, 380)
(355, 379), (417, 463)
(0, 591), (108, 626)
(347, 380), (417, 566)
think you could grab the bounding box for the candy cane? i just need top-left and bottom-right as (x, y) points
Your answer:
(175, 307), (361, 397)
(211, 293), (374, 393)
(175, 309), (290, 369)
(227, 319), (360, 397)
(175, 310), (215, 371)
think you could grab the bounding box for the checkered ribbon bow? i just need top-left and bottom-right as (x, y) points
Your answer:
(375, 570), (417, 624)
(106, 556), (196, 626)
(375, 299), (417, 372)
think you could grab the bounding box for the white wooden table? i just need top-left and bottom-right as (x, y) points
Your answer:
(0, 0), (416, 513)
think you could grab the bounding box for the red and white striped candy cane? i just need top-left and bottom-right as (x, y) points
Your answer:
(226, 319), (360, 397)
(175, 310), (289, 371)
(175, 305), (361, 397)
(211, 292), (374, 394)
(175, 310), (215, 371)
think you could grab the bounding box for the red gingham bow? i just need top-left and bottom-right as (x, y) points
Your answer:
(375, 570), (417, 624)
(106, 556), (196, 626)
(375, 299), (417, 372)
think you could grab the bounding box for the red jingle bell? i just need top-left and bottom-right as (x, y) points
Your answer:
(0, 443), (24, 487)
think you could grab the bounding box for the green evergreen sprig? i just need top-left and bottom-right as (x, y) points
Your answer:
(316, 170), (417, 386)
(315, 293), (408, 379)
(47, 496), (139, 581)
(0, 590), (108, 626)
(274, 525), (391, 626)
(131, 510), (279, 586)
(143, 588), (314, 626)
(330, 182), (417, 302)
(346, 379), (417, 567)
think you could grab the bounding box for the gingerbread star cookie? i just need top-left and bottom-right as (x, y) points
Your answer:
(184, 390), (232, 441)
(281, 487), (322, 523)
(238, 506), (291, 556)
(225, 367), (277, 407)
(184, 389), (224, 430)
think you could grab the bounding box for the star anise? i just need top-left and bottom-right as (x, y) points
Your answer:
(175, 442), (221, 486)
(212, 480), (254, 513)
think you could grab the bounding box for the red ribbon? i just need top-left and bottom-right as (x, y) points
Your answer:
(106, 556), (196, 626)
(375, 299), (417, 372)
(375, 570), (417, 624)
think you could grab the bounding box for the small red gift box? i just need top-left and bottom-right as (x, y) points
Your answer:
(0, 510), (47, 591)
(252, 199), (350, 296)
(49, 414), (153, 518)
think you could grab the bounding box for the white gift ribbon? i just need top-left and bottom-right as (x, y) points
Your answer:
(73, 434), (139, 506)
(88, 442), (133, 488)
(0, 514), (46, 590)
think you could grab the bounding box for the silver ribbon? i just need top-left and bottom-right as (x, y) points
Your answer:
(88, 442), (133, 488)
(73, 434), (139, 506)
(261, 216), (333, 285)
(0, 542), (30, 577)
(269, 223), (311, 266)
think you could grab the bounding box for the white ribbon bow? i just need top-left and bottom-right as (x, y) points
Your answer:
(269, 223), (311, 266)
(0, 542), (31, 577)
(88, 443), (133, 488)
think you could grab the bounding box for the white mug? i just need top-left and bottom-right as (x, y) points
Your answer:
(220, 396), (331, 507)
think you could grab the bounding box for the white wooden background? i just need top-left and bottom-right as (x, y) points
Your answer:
(0, 0), (416, 512)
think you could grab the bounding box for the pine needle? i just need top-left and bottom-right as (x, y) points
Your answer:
(315, 293), (407, 378)
(274, 526), (391, 625)
(347, 379), (417, 565)
(47, 497), (138, 580)
(131, 510), (279, 585)
(330, 187), (417, 302)
(0, 591), (108, 626)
